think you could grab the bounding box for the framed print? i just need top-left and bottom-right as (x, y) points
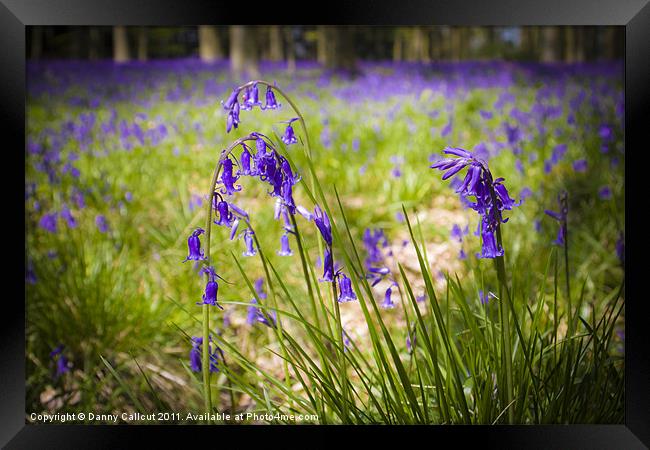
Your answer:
(3, 0), (649, 447)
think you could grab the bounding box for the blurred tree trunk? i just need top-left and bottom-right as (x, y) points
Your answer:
(285, 27), (296, 74)
(439, 26), (452, 60)
(30, 27), (43, 60)
(603, 26), (620, 60)
(137, 27), (148, 62)
(450, 26), (462, 61)
(541, 26), (561, 62)
(393, 28), (403, 61)
(430, 27), (442, 60)
(113, 26), (130, 63)
(412, 27), (430, 63)
(521, 27), (541, 60)
(405, 28), (416, 61)
(323, 26), (357, 74)
(561, 27), (575, 63)
(268, 26), (284, 61)
(573, 27), (585, 62)
(88, 27), (101, 60)
(199, 26), (222, 62)
(485, 27), (496, 59)
(317, 26), (327, 64)
(582, 26), (598, 61)
(230, 26), (260, 78)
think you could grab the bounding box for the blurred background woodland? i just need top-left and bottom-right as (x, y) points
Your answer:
(28, 25), (624, 71)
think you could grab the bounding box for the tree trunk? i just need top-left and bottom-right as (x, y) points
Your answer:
(30, 27), (43, 60)
(573, 27), (585, 62)
(285, 27), (296, 74)
(419, 27), (431, 62)
(430, 27), (441, 61)
(137, 27), (148, 62)
(88, 27), (101, 60)
(317, 26), (327, 64)
(269, 26), (284, 61)
(113, 26), (130, 63)
(450, 26), (462, 61)
(323, 26), (357, 74)
(393, 28), (403, 62)
(230, 26), (260, 78)
(603, 26), (619, 60)
(199, 26), (222, 62)
(541, 26), (561, 62)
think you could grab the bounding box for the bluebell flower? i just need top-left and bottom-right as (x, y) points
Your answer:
(247, 298), (277, 328)
(96, 215), (109, 233)
(342, 330), (352, 352)
(239, 143), (253, 176)
(599, 124), (613, 142)
(245, 83), (263, 109)
(189, 336), (220, 373)
(242, 229), (257, 257)
(441, 119), (453, 138)
(189, 337), (202, 372)
(572, 159), (588, 172)
(296, 205), (313, 221)
(320, 247), (335, 282)
(337, 272), (357, 303)
(220, 157), (242, 195)
(226, 219), (239, 240)
(222, 89), (239, 110)
(59, 205), (77, 228)
(432, 146), (517, 259)
(515, 159), (524, 174)
(214, 200), (234, 227)
(598, 186), (612, 200)
(451, 224), (465, 242)
(381, 283), (397, 309)
(254, 278), (268, 299)
(228, 202), (249, 220)
(478, 226), (504, 258)
(263, 85), (280, 110)
(226, 101), (240, 133)
(551, 144), (567, 165)
(313, 205), (332, 247)
(183, 228), (207, 262)
(277, 233), (293, 256)
(406, 326), (416, 353)
(616, 232), (624, 265)
(39, 212), (58, 233)
(240, 86), (253, 111)
(26, 259), (37, 285)
(281, 118), (299, 145)
(50, 345), (71, 378)
(544, 192), (568, 247)
(197, 266), (224, 309)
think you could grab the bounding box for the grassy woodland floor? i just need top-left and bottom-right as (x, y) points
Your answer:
(26, 59), (624, 424)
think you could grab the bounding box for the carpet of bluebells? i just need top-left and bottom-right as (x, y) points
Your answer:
(26, 59), (624, 424)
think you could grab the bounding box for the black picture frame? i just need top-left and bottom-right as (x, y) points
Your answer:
(4, 0), (648, 447)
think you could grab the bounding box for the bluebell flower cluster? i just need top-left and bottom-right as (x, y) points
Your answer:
(312, 205), (357, 303)
(431, 147), (520, 259)
(221, 82), (281, 133)
(189, 336), (220, 373)
(362, 228), (398, 309)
